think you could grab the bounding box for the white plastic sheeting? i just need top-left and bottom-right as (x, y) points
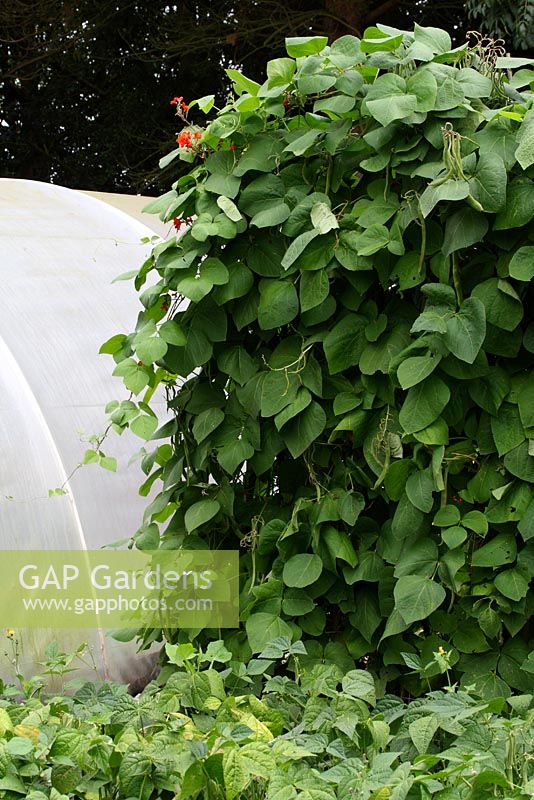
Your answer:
(0, 179), (166, 685)
(81, 190), (170, 239)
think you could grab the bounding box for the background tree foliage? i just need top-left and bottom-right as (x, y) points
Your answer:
(2, 0), (529, 194)
(466, 0), (534, 53)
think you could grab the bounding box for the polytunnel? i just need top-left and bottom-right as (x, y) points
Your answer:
(0, 178), (169, 686)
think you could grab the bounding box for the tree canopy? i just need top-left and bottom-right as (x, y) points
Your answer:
(2, 0), (531, 194)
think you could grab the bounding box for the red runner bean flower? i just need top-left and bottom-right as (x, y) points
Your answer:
(177, 131), (192, 148)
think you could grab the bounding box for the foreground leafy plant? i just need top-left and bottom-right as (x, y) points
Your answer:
(103, 23), (534, 695)
(0, 641), (533, 799)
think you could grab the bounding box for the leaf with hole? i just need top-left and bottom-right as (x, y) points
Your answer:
(471, 533), (516, 568)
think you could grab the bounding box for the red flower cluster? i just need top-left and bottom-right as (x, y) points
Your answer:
(176, 130), (202, 148)
(176, 131), (192, 147)
(170, 95), (189, 112)
(173, 216), (194, 230)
